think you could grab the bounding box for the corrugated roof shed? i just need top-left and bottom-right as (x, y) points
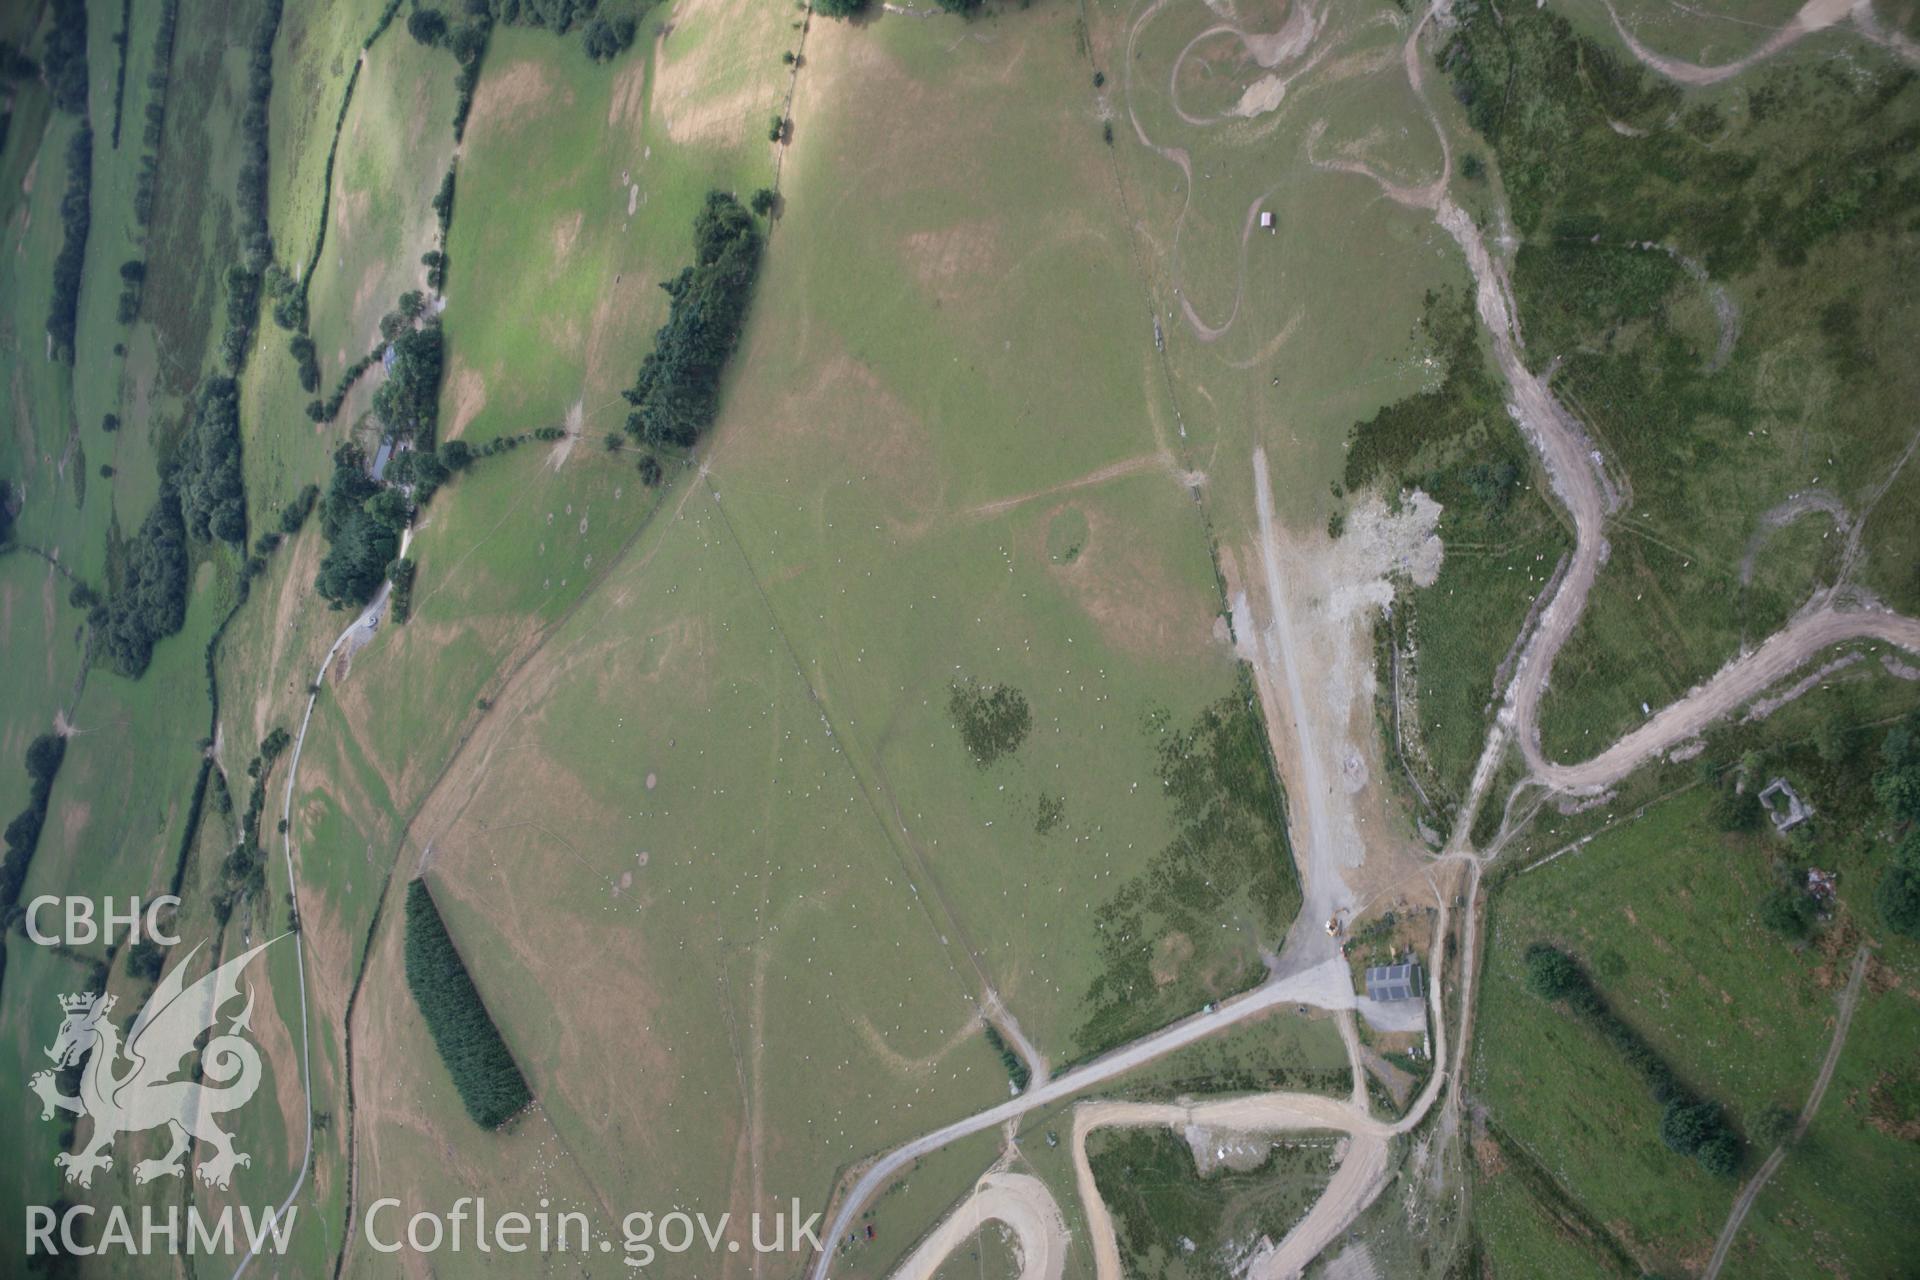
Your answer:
(1364, 962), (1425, 1003)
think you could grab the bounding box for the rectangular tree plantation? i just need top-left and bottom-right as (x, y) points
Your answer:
(404, 878), (532, 1129)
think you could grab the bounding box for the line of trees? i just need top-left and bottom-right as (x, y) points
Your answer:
(0, 734), (68, 917)
(115, 258), (145, 325)
(108, 0), (132, 146)
(622, 191), (762, 450)
(45, 125), (92, 363)
(220, 0), (284, 373)
(1874, 713), (1920, 938)
(132, 0), (180, 227)
(388, 556), (416, 623)
(982, 1023), (1030, 1091)
(1524, 942), (1741, 1175)
(176, 377), (249, 546)
(404, 878), (532, 1129)
(41, 0), (89, 116)
(306, 343), (384, 423)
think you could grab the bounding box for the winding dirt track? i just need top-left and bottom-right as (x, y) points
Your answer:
(1601, 0), (1854, 85)
(1703, 944), (1872, 1279)
(233, 528), (408, 1280)
(1535, 607), (1920, 793)
(889, 1171), (1069, 1280)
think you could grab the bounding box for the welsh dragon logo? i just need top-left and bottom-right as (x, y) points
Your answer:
(29, 938), (278, 1191)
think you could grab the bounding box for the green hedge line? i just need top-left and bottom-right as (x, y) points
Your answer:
(0, 734), (69, 913)
(404, 879), (531, 1129)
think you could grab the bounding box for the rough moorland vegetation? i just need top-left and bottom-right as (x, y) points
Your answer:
(404, 879), (532, 1129)
(1873, 712), (1920, 938)
(1343, 289), (1569, 809)
(1441, 0), (1920, 756)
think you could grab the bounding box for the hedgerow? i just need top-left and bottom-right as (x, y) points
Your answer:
(0, 734), (68, 913)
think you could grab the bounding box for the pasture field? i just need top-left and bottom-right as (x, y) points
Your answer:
(1433, 1), (1920, 764)
(1096, 1005), (1351, 1101)
(1467, 1157), (1622, 1279)
(1472, 777), (1920, 1278)
(302, 2), (1310, 1264)
(0, 102), (88, 561)
(348, 487), (1013, 1273)
(0, 553), (83, 819)
(715, 1), (1295, 1062)
(0, 942), (103, 1247)
(1090, 0), (1577, 829)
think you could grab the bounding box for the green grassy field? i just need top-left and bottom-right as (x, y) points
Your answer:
(1472, 774), (1920, 1278)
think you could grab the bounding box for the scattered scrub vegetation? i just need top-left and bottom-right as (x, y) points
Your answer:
(1079, 685), (1300, 1053)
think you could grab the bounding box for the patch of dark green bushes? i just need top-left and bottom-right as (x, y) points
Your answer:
(948, 678), (1031, 768)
